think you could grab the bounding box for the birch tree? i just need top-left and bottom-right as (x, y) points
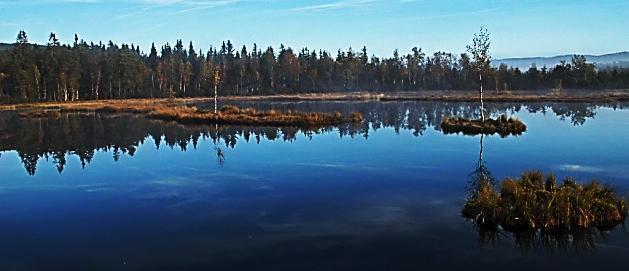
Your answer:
(466, 28), (491, 121)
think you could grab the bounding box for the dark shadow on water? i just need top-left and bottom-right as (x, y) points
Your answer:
(474, 225), (629, 255)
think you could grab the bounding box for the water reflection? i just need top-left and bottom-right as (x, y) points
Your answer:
(0, 101), (626, 175)
(465, 132), (626, 254)
(468, 134), (495, 193)
(473, 222), (618, 254)
(224, 101), (625, 130)
(0, 112), (359, 175)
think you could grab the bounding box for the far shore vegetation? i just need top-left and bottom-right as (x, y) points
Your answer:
(1, 29), (629, 105)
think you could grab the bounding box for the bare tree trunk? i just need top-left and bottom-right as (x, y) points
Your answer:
(63, 82), (68, 102)
(95, 70), (101, 99)
(151, 73), (155, 98)
(35, 77), (40, 101)
(214, 85), (218, 114)
(91, 74), (95, 99)
(479, 74), (485, 122)
(42, 76), (47, 101)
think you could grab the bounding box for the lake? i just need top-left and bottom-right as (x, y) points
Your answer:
(0, 101), (628, 270)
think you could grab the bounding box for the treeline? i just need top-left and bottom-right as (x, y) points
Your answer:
(1, 30), (629, 103)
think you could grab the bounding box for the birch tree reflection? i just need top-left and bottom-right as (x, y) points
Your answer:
(465, 135), (609, 254)
(467, 134), (495, 196)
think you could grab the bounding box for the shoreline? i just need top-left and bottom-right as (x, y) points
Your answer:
(222, 90), (629, 103)
(1, 90), (629, 111)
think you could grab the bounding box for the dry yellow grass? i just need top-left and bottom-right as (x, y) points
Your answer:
(463, 171), (628, 231)
(3, 99), (362, 127)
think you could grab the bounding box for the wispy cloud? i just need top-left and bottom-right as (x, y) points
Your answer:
(292, 0), (383, 12)
(174, 0), (238, 14)
(110, 0), (239, 19)
(115, 6), (155, 19)
(411, 8), (499, 21)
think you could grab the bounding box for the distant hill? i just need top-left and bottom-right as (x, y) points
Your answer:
(495, 52), (629, 70)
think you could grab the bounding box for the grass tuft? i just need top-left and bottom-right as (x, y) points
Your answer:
(441, 115), (526, 137)
(462, 171), (628, 232)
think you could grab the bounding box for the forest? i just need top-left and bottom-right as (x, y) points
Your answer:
(1, 30), (629, 103)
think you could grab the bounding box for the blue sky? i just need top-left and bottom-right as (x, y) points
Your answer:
(0, 0), (627, 59)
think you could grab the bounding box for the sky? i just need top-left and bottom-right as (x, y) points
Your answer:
(0, 0), (627, 59)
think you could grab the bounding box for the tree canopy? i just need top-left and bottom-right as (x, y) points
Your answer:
(0, 30), (628, 103)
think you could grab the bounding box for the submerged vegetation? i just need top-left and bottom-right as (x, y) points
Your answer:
(440, 115), (526, 137)
(463, 171), (628, 232)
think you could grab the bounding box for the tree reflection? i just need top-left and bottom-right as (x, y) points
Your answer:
(467, 134), (495, 197)
(0, 101), (625, 175)
(213, 124), (225, 168)
(464, 130), (625, 254)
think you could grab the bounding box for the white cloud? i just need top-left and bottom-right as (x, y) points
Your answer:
(556, 164), (603, 173)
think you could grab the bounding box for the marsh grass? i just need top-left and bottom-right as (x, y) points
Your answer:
(462, 171), (628, 232)
(6, 99), (363, 128)
(441, 114), (526, 137)
(148, 105), (362, 127)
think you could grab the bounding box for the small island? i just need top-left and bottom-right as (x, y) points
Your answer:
(463, 171), (628, 232)
(440, 115), (527, 137)
(11, 99), (363, 128)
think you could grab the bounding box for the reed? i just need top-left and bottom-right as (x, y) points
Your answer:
(462, 171), (628, 232)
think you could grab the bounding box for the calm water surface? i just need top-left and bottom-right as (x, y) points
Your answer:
(0, 101), (628, 270)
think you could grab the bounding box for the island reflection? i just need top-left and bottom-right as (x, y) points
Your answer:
(0, 101), (626, 175)
(466, 131), (626, 254)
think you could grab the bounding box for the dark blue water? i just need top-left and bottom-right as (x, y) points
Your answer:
(0, 101), (628, 270)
